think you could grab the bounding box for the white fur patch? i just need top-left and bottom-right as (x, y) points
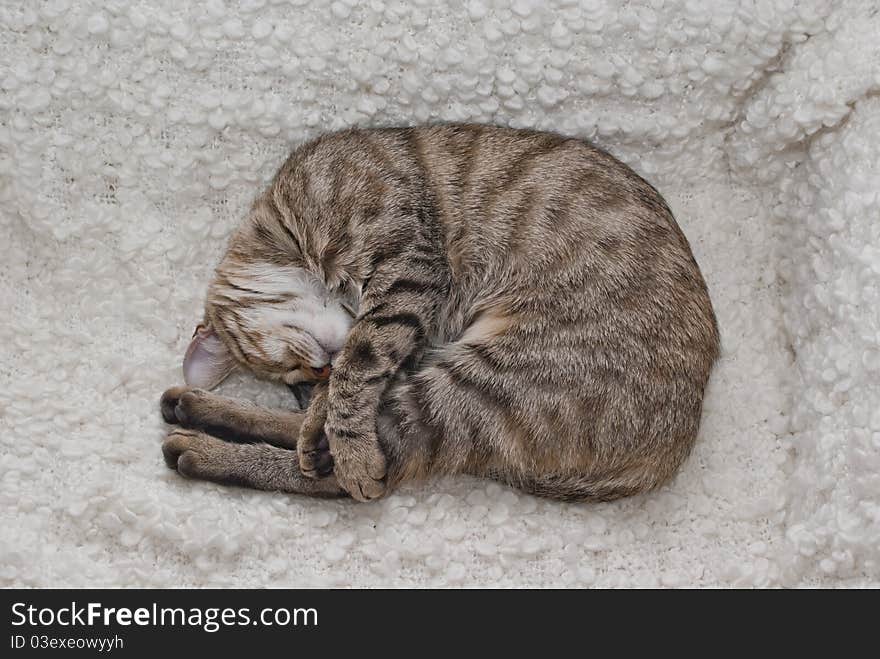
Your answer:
(458, 310), (511, 345)
(226, 264), (323, 298)
(223, 264), (353, 368)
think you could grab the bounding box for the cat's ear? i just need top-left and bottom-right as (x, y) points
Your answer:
(182, 324), (237, 389)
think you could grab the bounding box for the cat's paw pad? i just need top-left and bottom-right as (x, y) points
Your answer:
(297, 391), (333, 478)
(298, 432), (335, 478)
(330, 436), (387, 502)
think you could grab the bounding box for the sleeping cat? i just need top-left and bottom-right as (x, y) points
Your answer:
(160, 124), (720, 502)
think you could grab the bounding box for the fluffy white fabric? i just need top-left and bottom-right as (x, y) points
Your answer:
(1, 0), (877, 587)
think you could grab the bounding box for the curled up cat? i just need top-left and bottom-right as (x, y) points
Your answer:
(159, 124), (720, 503)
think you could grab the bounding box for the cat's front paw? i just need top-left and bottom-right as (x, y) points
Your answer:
(296, 388), (335, 479)
(297, 430), (335, 478)
(327, 431), (387, 502)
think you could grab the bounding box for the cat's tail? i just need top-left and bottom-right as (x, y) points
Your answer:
(489, 470), (660, 503)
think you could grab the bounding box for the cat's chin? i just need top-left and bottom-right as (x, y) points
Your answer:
(287, 381), (314, 410)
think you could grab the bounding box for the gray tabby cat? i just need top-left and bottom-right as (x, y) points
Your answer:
(160, 124), (720, 502)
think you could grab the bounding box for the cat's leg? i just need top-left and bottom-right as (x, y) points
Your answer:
(376, 335), (666, 502)
(160, 386), (304, 451)
(161, 428), (346, 497)
(297, 231), (451, 501)
(368, 327), (586, 494)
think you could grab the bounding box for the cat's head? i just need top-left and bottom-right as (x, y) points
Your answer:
(181, 164), (366, 393)
(182, 259), (357, 391)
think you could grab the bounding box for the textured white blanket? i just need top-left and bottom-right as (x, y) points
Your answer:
(1, 0), (878, 587)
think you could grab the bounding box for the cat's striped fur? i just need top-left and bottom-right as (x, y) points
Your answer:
(161, 124), (720, 502)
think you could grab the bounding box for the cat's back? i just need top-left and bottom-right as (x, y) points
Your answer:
(299, 124), (715, 333)
(322, 124), (717, 346)
(355, 125), (692, 289)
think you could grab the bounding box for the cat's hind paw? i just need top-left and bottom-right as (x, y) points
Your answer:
(160, 385), (190, 424)
(162, 428), (222, 478)
(159, 386), (214, 428)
